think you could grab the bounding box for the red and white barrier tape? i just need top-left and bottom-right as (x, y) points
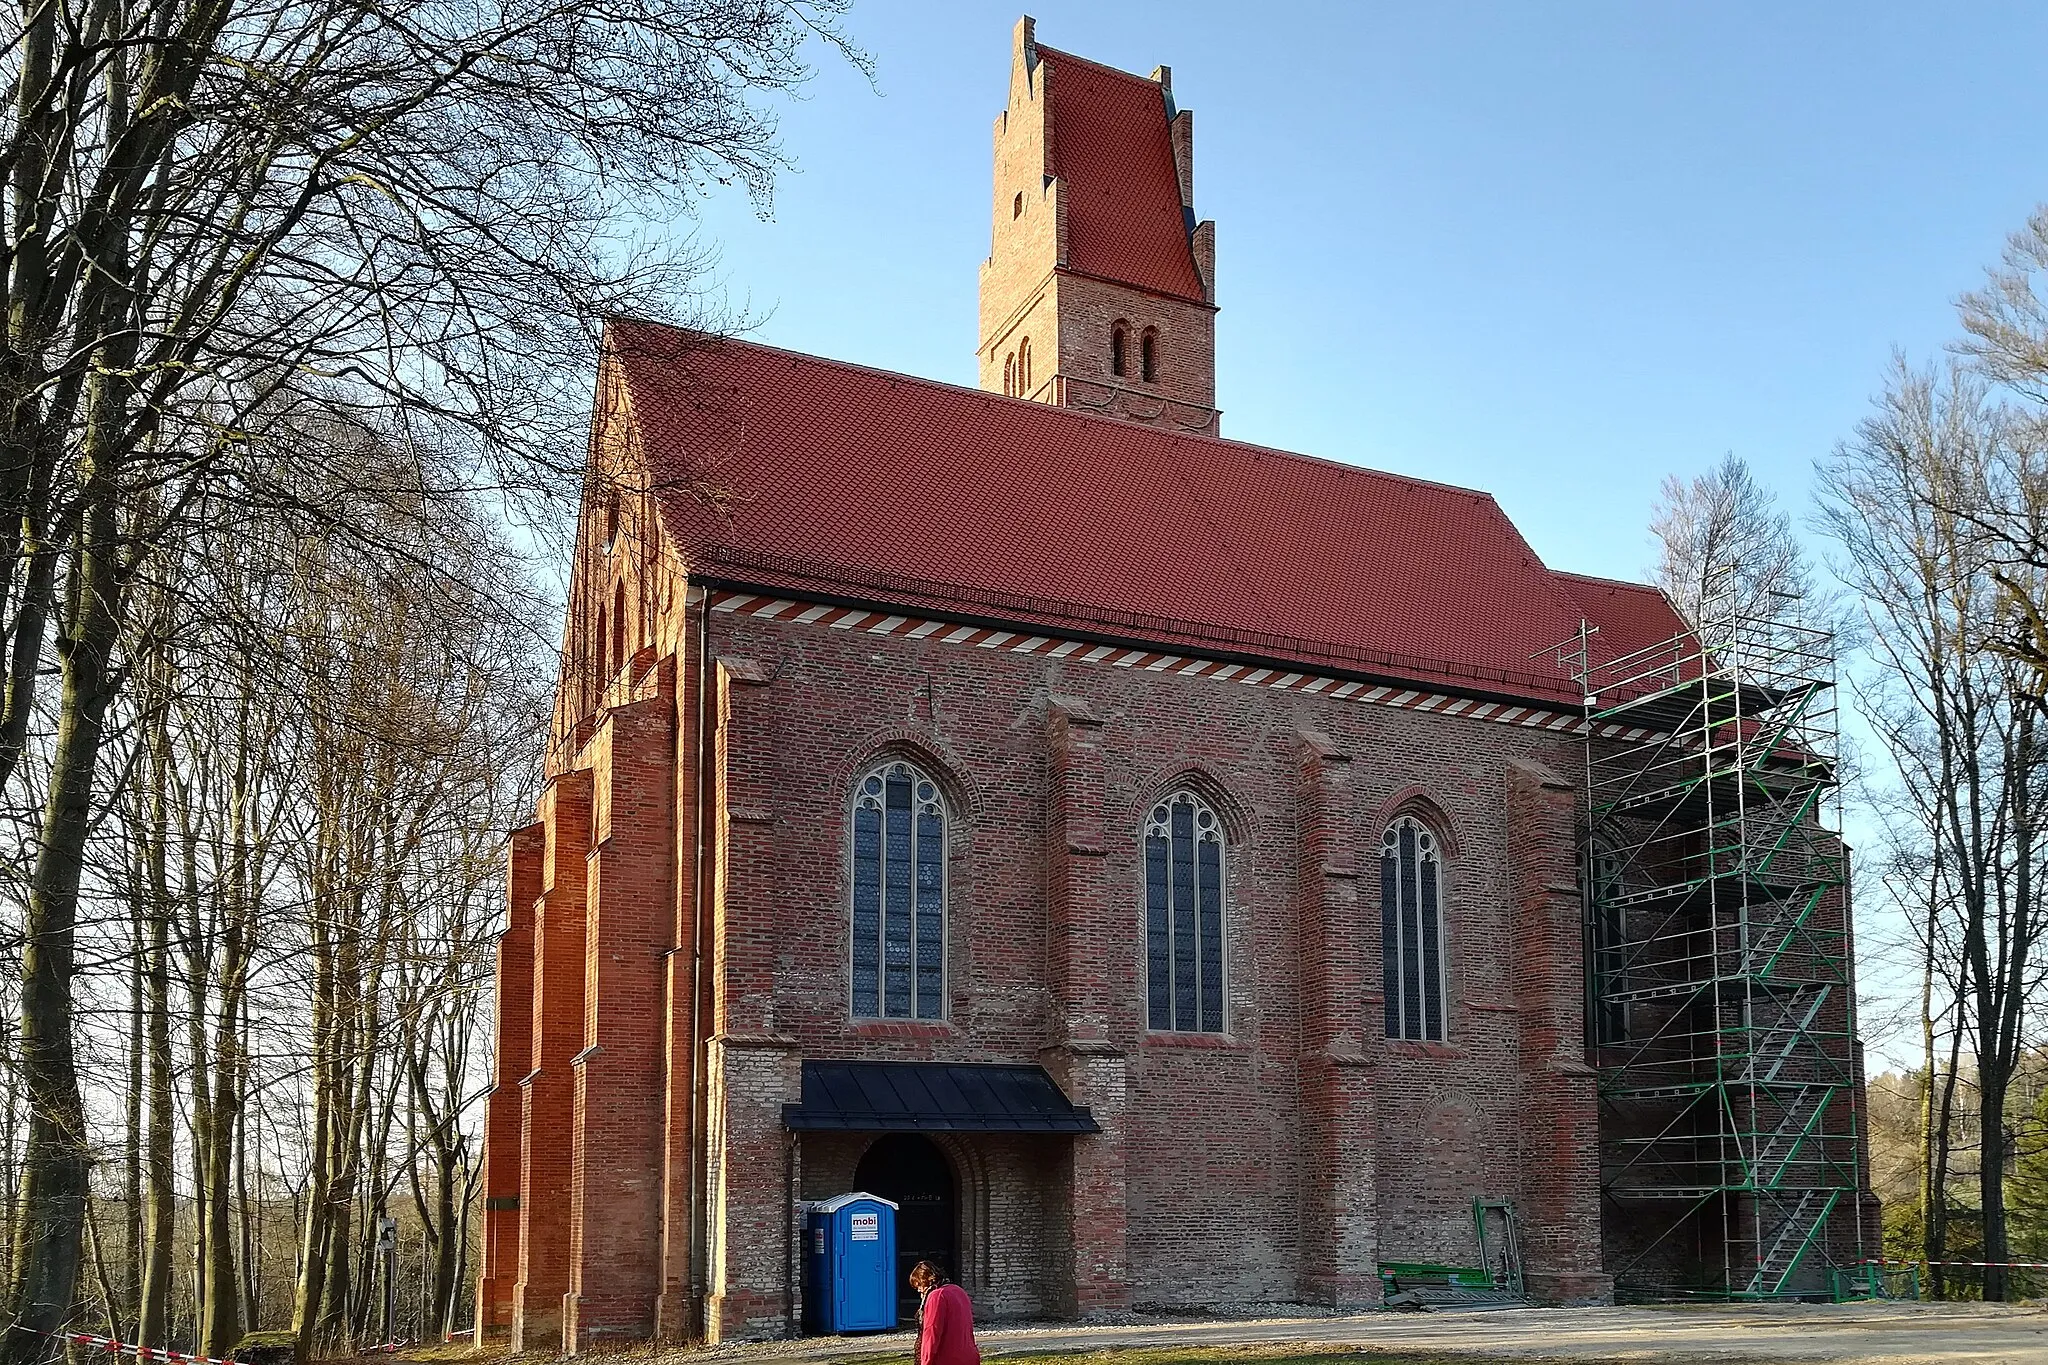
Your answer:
(11, 1325), (408, 1362)
(7, 1327), (233, 1365)
(1870, 1257), (2048, 1270)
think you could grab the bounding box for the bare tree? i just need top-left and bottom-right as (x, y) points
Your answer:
(1821, 359), (2048, 1300)
(1650, 451), (1818, 635)
(0, 0), (863, 1353)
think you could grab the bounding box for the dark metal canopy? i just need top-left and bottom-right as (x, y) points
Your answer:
(782, 1060), (1099, 1134)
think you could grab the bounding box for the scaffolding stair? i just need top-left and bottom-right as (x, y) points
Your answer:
(1559, 605), (1859, 1298)
(1746, 1083), (1835, 1191)
(1742, 1188), (1839, 1296)
(1732, 986), (1831, 1084)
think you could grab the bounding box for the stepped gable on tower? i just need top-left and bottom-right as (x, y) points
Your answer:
(979, 16), (1220, 432)
(604, 320), (1680, 705)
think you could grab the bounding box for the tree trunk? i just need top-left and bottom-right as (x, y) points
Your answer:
(138, 756), (175, 1350)
(124, 897), (144, 1337)
(0, 445), (125, 1365)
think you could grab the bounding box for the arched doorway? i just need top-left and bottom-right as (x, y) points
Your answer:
(855, 1134), (958, 1322)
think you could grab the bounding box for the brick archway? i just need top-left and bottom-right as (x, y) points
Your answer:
(856, 1134), (959, 1320)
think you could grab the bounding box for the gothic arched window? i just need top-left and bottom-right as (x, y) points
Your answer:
(851, 760), (947, 1020)
(1018, 336), (1032, 394)
(1002, 352), (1015, 396)
(1381, 815), (1447, 1041)
(611, 580), (627, 679)
(1144, 791), (1225, 1033)
(1111, 322), (1128, 378)
(1588, 843), (1629, 1045)
(1140, 328), (1158, 383)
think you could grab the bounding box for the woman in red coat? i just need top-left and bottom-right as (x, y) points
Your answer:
(911, 1262), (979, 1365)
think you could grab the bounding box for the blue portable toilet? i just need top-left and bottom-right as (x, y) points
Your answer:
(802, 1192), (899, 1333)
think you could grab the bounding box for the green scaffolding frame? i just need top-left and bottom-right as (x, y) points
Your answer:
(1553, 606), (1867, 1299)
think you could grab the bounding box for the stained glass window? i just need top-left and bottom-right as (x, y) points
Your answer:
(1588, 844), (1628, 1045)
(1144, 791), (1225, 1033)
(851, 761), (947, 1019)
(1381, 816), (1447, 1041)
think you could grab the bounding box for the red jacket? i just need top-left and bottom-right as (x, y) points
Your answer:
(917, 1284), (979, 1365)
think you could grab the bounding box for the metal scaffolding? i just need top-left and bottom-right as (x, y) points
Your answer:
(1553, 603), (1864, 1299)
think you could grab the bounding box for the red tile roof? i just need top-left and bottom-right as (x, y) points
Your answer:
(612, 323), (1671, 709)
(1552, 572), (1690, 671)
(1036, 46), (1208, 304)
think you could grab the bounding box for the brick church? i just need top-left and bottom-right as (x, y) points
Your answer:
(474, 17), (1874, 1351)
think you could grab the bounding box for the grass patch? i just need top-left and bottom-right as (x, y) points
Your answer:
(971, 1348), (1642, 1365)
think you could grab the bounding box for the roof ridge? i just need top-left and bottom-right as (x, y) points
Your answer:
(1553, 568), (1665, 593)
(1032, 43), (1162, 89)
(605, 316), (1512, 506)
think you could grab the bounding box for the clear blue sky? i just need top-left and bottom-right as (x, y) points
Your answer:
(687, 0), (2048, 588)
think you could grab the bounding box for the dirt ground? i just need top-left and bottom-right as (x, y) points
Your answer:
(668, 1301), (2048, 1365)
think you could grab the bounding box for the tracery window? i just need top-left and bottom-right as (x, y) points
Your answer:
(1381, 815), (1448, 1041)
(1144, 791), (1225, 1033)
(1111, 323), (1128, 377)
(1588, 844), (1629, 1045)
(851, 760), (947, 1019)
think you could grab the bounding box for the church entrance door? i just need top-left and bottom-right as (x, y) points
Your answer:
(854, 1134), (958, 1323)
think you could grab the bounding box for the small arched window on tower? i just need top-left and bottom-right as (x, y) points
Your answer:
(1018, 337), (1031, 395)
(1381, 815), (1448, 1042)
(1110, 322), (1128, 378)
(1140, 329), (1159, 383)
(1013, 191), (1023, 219)
(1003, 352), (1015, 397)
(1144, 790), (1226, 1033)
(594, 602), (608, 694)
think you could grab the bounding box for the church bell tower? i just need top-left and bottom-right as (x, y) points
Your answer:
(977, 16), (1220, 435)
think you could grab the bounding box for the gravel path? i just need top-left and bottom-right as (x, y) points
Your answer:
(668, 1301), (2048, 1365)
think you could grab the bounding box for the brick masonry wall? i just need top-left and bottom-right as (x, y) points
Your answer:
(475, 824), (542, 1342)
(514, 772), (591, 1351)
(702, 603), (1609, 1313)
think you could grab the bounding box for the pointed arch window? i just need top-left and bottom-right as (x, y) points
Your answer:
(1140, 328), (1158, 383)
(1588, 843), (1629, 1045)
(851, 760), (947, 1020)
(1144, 791), (1225, 1032)
(1002, 352), (1015, 396)
(1018, 336), (1032, 394)
(1111, 323), (1128, 378)
(611, 580), (627, 679)
(1381, 816), (1447, 1041)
